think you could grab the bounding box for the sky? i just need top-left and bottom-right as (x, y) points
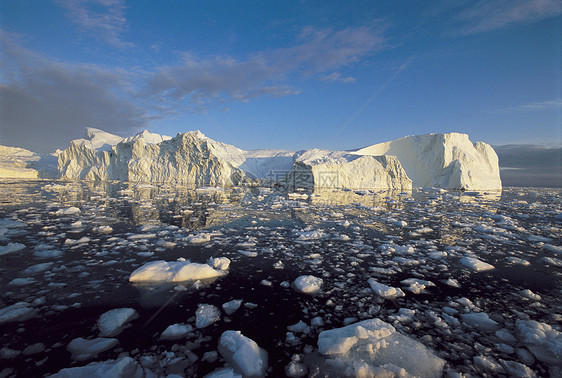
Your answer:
(0, 0), (561, 154)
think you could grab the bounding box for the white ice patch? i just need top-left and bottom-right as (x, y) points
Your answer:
(293, 275), (323, 294)
(516, 319), (562, 366)
(97, 308), (138, 337)
(0, 302), (36, 324)
(66, 337), (119, 361)
(49, 356), (141, 377)
(160, 323), (193, 340)
(0, 242), (26, 255)
(461, 312), (500, 333)
(195, 304), (221, 328)
(460, 256), (495, 272)
(208, 257), (231, 271)
(129, 260), (225, 282)
(367, 278), (405, 299)
(56, 206), (81, 216)
(316, 318), (445, 377)
(218, 330), (268, 377)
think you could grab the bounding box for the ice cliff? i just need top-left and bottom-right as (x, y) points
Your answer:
(0, 146), (57, 179)
(11, 128), (500, 191)
(354, 132), (501, 190)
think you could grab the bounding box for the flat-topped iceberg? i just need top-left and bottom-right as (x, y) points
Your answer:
(314, 318), (445, 377)
(128, 260), (227, 283)
(354, 132), (501, 190)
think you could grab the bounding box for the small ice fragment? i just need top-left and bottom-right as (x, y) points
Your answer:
(160, 324), (193, 340)
(222, 300), (243, 315)
(461, 312), (500, 333)
(218, 330), (268, 377)
(293, 275), (323, 294)
(97, 308), (138, 337)
(195, 304), (220, 328)
(368, 278), (405, 299)
(66, 337), (118, 361)
(460, 256), (495, 272)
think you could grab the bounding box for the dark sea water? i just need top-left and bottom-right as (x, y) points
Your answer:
(0, 180), (561, 377)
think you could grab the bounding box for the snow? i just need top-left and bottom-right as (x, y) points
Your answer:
(66, 337), (119, 361)
(316, 318), (445, 377)
(218, 330), (268, 377)
(195, 304), (221, 328)
(128, 260), (226, 282)
(459, 256), (495, 272)
(293, 275), (323, 294)
(97, 308), (138, 337)
(49, 356), (142, 377)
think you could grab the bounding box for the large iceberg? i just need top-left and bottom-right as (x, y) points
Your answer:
(313, 318), (445, 377)
(353, 132), (501, 190)
(0, 145), (57, 179)
(53, 128), (500, 191)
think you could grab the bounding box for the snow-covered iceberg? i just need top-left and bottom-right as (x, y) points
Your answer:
(54, 128), (500, 191)
(0, 145), (57, 179)
(353, 132), (501, 190)
(286, 150), (412, 191)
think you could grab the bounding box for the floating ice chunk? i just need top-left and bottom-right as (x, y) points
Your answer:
(24, 262), (54, 274)
(218, 330), (268, 377)
(188, 233), (211, 244)
(204, 368), (242, 378)
(516, 319), (562, 366)
(461, 312), (500, 333)
(238, 250), (258, 257)
(67, 337), (118, 361)
(97, 308), (138, 337)
(295, 230), (325, 241)
(368, 278), (405, 299)
(195, 304), (221, 328)
(222, 300), (243, 315)
(64, 236), (91, 246)
(541, 256), (562, 267)
(0, 242), (26, 255)
(56, 207), (81, 216)
(287, 320), (310, 334)
(293, 275), (323, 294)
(160, 323), (193, 340)
(474, 355), (504, 374)
(33, 248), (63, 259)
(316, 318), (444, 377)
(499, 359), (537, 377)
(8, 277), (36, 285)
(127, 233), (156, 240)
(544, 244), (562, 254)
(506, 257), (531, 266)
(520, 289), (541, 302)
(459, 256), (495, 272)
(400, 278), (435, 294)
(208, 257), (231, 271)
(93, 225), (113, 234)
(129, 260), (225, 282)
(49, 356), (141, 377)
(0, 302), (36, 324)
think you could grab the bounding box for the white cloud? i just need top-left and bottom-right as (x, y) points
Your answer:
(0, 31), (145, 152)
(455, 0), (562, 35)
(503, 98), (562, 112)
(145, 26), (384, 110)
(56, 0), (131, 47)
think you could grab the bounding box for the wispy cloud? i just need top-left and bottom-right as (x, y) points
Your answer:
(502, 98), (562, 112)
(0, 31), (145, 152)
(455, 0), (562, 35)
(0, 25), (385, 152)
(55, 0), (131, 47)
(145, 26), (384, 110)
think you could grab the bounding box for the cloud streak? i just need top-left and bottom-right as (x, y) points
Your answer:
(145, 26), (384, 112)
(0, 32), (146, 152)
(455, 0), (562, 35)
(0, 25), (385, 152)
(56, 0), (131, 47)
(501, 98), (562, 112)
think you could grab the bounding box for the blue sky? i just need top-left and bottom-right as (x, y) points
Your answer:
(1, 0), (561, 153)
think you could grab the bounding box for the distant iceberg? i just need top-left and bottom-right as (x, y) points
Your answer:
(2, 127), (501, 191)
